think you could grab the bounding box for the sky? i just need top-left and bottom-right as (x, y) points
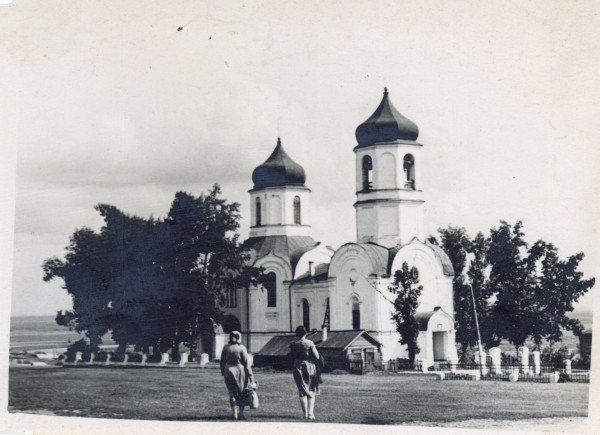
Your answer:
(1, 0), (599, 317)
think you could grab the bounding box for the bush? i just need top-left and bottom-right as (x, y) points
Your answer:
(540, 344), (575, 367)
(65, 339), (99, 362)
(458, 346), (477, 364)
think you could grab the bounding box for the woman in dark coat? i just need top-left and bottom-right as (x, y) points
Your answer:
(289, 325), (320, 420)
(220, 331), (253, 420)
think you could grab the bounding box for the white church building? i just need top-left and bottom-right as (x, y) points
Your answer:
(219, 89), (458, 368)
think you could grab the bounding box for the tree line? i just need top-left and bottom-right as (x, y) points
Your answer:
(390, 221), (594, 366)
(43, 185), (262, 360)
(44, 184), (593, 365)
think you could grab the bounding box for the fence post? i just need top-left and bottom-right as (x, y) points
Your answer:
(532, 350), (540, 375)
(518, 346), (529, 374)
(564, 359), (572, 375)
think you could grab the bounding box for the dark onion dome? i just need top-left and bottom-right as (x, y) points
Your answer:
(355, 88), (419, 147)
(252, 137), (306, 189)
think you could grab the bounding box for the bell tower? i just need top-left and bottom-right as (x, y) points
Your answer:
(354, 88), (424, 248)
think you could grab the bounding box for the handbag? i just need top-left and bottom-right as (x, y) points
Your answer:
(248, 390), (259, 409)
(240, 379), (259, 409)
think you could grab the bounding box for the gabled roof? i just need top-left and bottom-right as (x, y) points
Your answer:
(355, 88), (419, 147)
(309, 330), (382, 350)
(255, 330), (382, 357)
(254, 335), (296, 357)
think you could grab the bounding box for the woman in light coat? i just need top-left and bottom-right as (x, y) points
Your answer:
(220, 331), (253, 420)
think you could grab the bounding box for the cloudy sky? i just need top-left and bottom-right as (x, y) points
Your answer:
(1, 0), (598, 317)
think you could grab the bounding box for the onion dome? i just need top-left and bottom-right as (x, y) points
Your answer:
(355, 88), (419, 147)
(252, 138), (306, 189)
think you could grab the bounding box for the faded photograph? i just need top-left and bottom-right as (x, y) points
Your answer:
(1, 1), (598, 434)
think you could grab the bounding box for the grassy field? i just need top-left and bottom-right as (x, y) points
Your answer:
(8, 365), (589, 425)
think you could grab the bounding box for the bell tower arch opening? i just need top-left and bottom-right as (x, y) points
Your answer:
(403, 153), (415, 189)
(362, 155), (373, 191)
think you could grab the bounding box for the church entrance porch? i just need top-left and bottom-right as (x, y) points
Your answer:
(433, 331), (449, 361)
(415, 307), (457, 368)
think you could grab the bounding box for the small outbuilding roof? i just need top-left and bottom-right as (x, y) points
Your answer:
(255, 330), (383, 357)
(309, 330), (382, 350)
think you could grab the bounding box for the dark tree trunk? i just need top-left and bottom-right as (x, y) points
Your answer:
(171, 340), (181, 362)
(408, 346), (416, 369)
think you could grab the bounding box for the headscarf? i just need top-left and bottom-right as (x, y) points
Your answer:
(229, 330), (242, 344)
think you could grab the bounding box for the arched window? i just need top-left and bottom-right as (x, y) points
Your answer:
(255, 197), (262, 226)
(265, 272), (277, 307)
(403, 154), (415, 189)
(226, 286), (237, 308)
(302, 298), (310, 331)
(351, 295), (360, 330)
(293, 196), (301, 224)
(362, 155), (373, 191)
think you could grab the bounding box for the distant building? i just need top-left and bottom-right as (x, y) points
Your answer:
(218, 89), (458, 367)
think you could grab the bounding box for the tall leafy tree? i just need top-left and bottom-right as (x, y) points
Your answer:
(42, 184), (260, 359)
(42, 228), (112, 349)
(437, 227), (492, 359)
(437, 220), (594, 351)
(388, 262), (423, 368)
(487, 222), (594, 348)
(163, 185), (261, 359)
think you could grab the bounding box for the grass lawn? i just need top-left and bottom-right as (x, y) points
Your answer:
(8, 366), (589, 425)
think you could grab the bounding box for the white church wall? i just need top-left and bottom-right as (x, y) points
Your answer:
(250, 256), (292, 332)
(280, 187), (311, 226)
(391, 242), (454, 315)
(249, 186), (312, 236)
(379, 206), (399, 237)
(378, 152), (397, 189)
(291, 281), (330, 331)
(398, 203), (423, 244)
(354, 144), (423, 191)
(356, 206), (376, 243)
(329, 243), (391, 332)
(375, 278), (397, 333)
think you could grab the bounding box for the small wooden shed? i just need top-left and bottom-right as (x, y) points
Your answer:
(254, 330), (383, 373)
